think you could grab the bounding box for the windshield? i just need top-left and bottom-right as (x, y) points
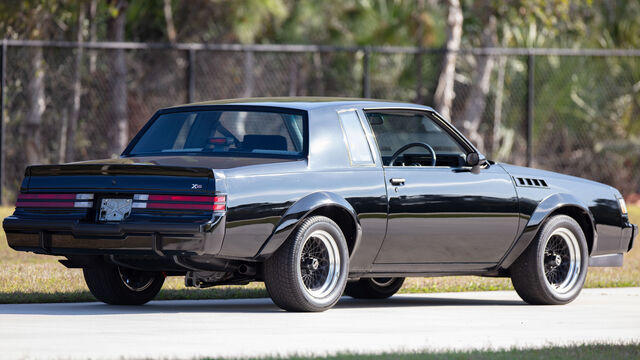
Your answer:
(128, 109), (305, 157)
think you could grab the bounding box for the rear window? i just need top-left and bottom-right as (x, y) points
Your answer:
(128, 109), (305, 157)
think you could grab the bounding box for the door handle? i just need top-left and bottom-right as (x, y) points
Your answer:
(390, 178), (406, 186)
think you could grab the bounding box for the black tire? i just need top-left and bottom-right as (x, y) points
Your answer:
(510, 215), (588, 305)
(345, 277), (405, 299)
(83, 265), (164, 305)
(264, 216), (349, 312)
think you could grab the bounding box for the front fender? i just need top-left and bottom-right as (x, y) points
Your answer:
(499, 192), (596, 269)
(253, 191), (361, 259)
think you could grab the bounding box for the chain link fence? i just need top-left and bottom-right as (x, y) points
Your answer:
(1, 40), (639, 203)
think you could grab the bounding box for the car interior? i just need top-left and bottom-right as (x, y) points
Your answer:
(365, 112), (469, 167)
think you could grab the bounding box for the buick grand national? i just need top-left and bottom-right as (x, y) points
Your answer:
(4, 98), (636, 311)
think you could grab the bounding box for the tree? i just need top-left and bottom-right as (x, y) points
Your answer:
(162, 0), (176, 43)
(433, 0), (462, 121)
(458, 9), (497, 152)
(107, 0), (129, 157)
(24, 46), (46, 166)
(61, 2), (86, 163)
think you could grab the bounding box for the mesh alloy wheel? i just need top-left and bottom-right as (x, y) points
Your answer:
(542, 228), (582, 296)
(369, 278), (395, 287)
(298, 230), (341, 299)
(118, 267), (156, 292)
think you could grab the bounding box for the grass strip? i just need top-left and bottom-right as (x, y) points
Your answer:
(201, 343), (640, 360)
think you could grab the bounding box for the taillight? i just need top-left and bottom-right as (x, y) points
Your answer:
(132, 194), (226, 212)
(16, 193), (94, 208)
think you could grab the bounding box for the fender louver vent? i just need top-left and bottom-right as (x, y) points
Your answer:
(515, 177), (548, 188)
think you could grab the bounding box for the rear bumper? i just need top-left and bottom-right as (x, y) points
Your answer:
(622, 222), (637, 252)
(3, 215), (225, 256)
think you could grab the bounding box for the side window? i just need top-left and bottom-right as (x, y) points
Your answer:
(365, 111), (467, 167)
(338, 110), (375, 166)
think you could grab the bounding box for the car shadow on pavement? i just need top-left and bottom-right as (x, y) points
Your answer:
(0, 295), (524, 316)
(335, 296), (525, 309)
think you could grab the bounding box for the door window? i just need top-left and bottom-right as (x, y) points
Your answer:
(365, 112), (467, 167)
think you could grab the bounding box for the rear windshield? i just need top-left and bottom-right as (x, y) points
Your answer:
(128, 109), (305, 157)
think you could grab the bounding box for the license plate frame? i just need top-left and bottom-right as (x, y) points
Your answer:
(99, 198), (133, 222)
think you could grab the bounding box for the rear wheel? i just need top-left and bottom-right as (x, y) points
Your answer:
(345, 277), (405, 299)
(264, 216), (349, 312)
(83, 265), (164, 305)
(510, 215), (588, 305)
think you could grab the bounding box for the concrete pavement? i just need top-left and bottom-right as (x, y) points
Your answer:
(0, 287), (639, 359)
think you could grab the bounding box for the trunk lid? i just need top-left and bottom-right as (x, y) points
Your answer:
(26, 163), (212, 193)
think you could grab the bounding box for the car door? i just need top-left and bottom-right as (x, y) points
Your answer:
(365, 109), (519, 265)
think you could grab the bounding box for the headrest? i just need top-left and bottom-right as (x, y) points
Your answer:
(242, 135), (288, 151)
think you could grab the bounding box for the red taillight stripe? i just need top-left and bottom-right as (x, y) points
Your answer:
(146, 203), (225, 211)
(16, 193), (94, 209)
(18, 194), (76, 200)
(132, 194), (226, 211)
(16, 201), (75, 208)
(148, 195), (221, 203)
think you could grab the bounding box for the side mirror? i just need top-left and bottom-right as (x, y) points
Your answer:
(466, 152), (480, 167)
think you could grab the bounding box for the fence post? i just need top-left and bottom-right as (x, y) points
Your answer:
(362, 47), (371, 98)
(186, 49), (195, 103)
(0, 40), (6, 205)
(526, 53), (534, 167)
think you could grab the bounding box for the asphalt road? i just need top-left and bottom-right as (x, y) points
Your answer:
(0, 287), (638, 359)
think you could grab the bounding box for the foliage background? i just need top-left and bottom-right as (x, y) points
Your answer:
(1, 1), (639, 203)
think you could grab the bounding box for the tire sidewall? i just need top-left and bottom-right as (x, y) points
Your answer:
(534, 216), (588, 304)
(366, 277), (405, 296)
(292, 218), (349, 309)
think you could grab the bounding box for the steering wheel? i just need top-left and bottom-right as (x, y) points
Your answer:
(388, 142), (437, 167)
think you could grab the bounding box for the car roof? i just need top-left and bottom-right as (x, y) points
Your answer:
(169, 97), (435, 112)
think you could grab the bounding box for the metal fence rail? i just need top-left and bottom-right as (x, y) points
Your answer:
(1, 39), (639, 204)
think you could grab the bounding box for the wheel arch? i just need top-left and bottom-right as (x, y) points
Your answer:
(548, 206), (595, 254)
(500, 193), (596, 269)
(254, 191), (362, 260)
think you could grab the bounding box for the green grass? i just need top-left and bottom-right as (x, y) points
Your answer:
(1, 206), (638, 304)
(203, 343), (640, 360)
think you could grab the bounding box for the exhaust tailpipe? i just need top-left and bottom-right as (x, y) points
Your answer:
(237, 264), (256, 276)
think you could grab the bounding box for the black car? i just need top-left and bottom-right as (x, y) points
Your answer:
(4, 98), (636, 312)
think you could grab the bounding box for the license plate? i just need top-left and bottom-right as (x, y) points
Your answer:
(99, 198), (132, 222)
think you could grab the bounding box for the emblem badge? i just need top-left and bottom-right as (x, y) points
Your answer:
(191, 183), (203, 189)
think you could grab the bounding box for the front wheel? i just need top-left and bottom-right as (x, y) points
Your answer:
(510, 215), (588, 305)
(264, 216), (349, 312)
(345, 277), (405, 299)
(83, 265), (164, 305)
